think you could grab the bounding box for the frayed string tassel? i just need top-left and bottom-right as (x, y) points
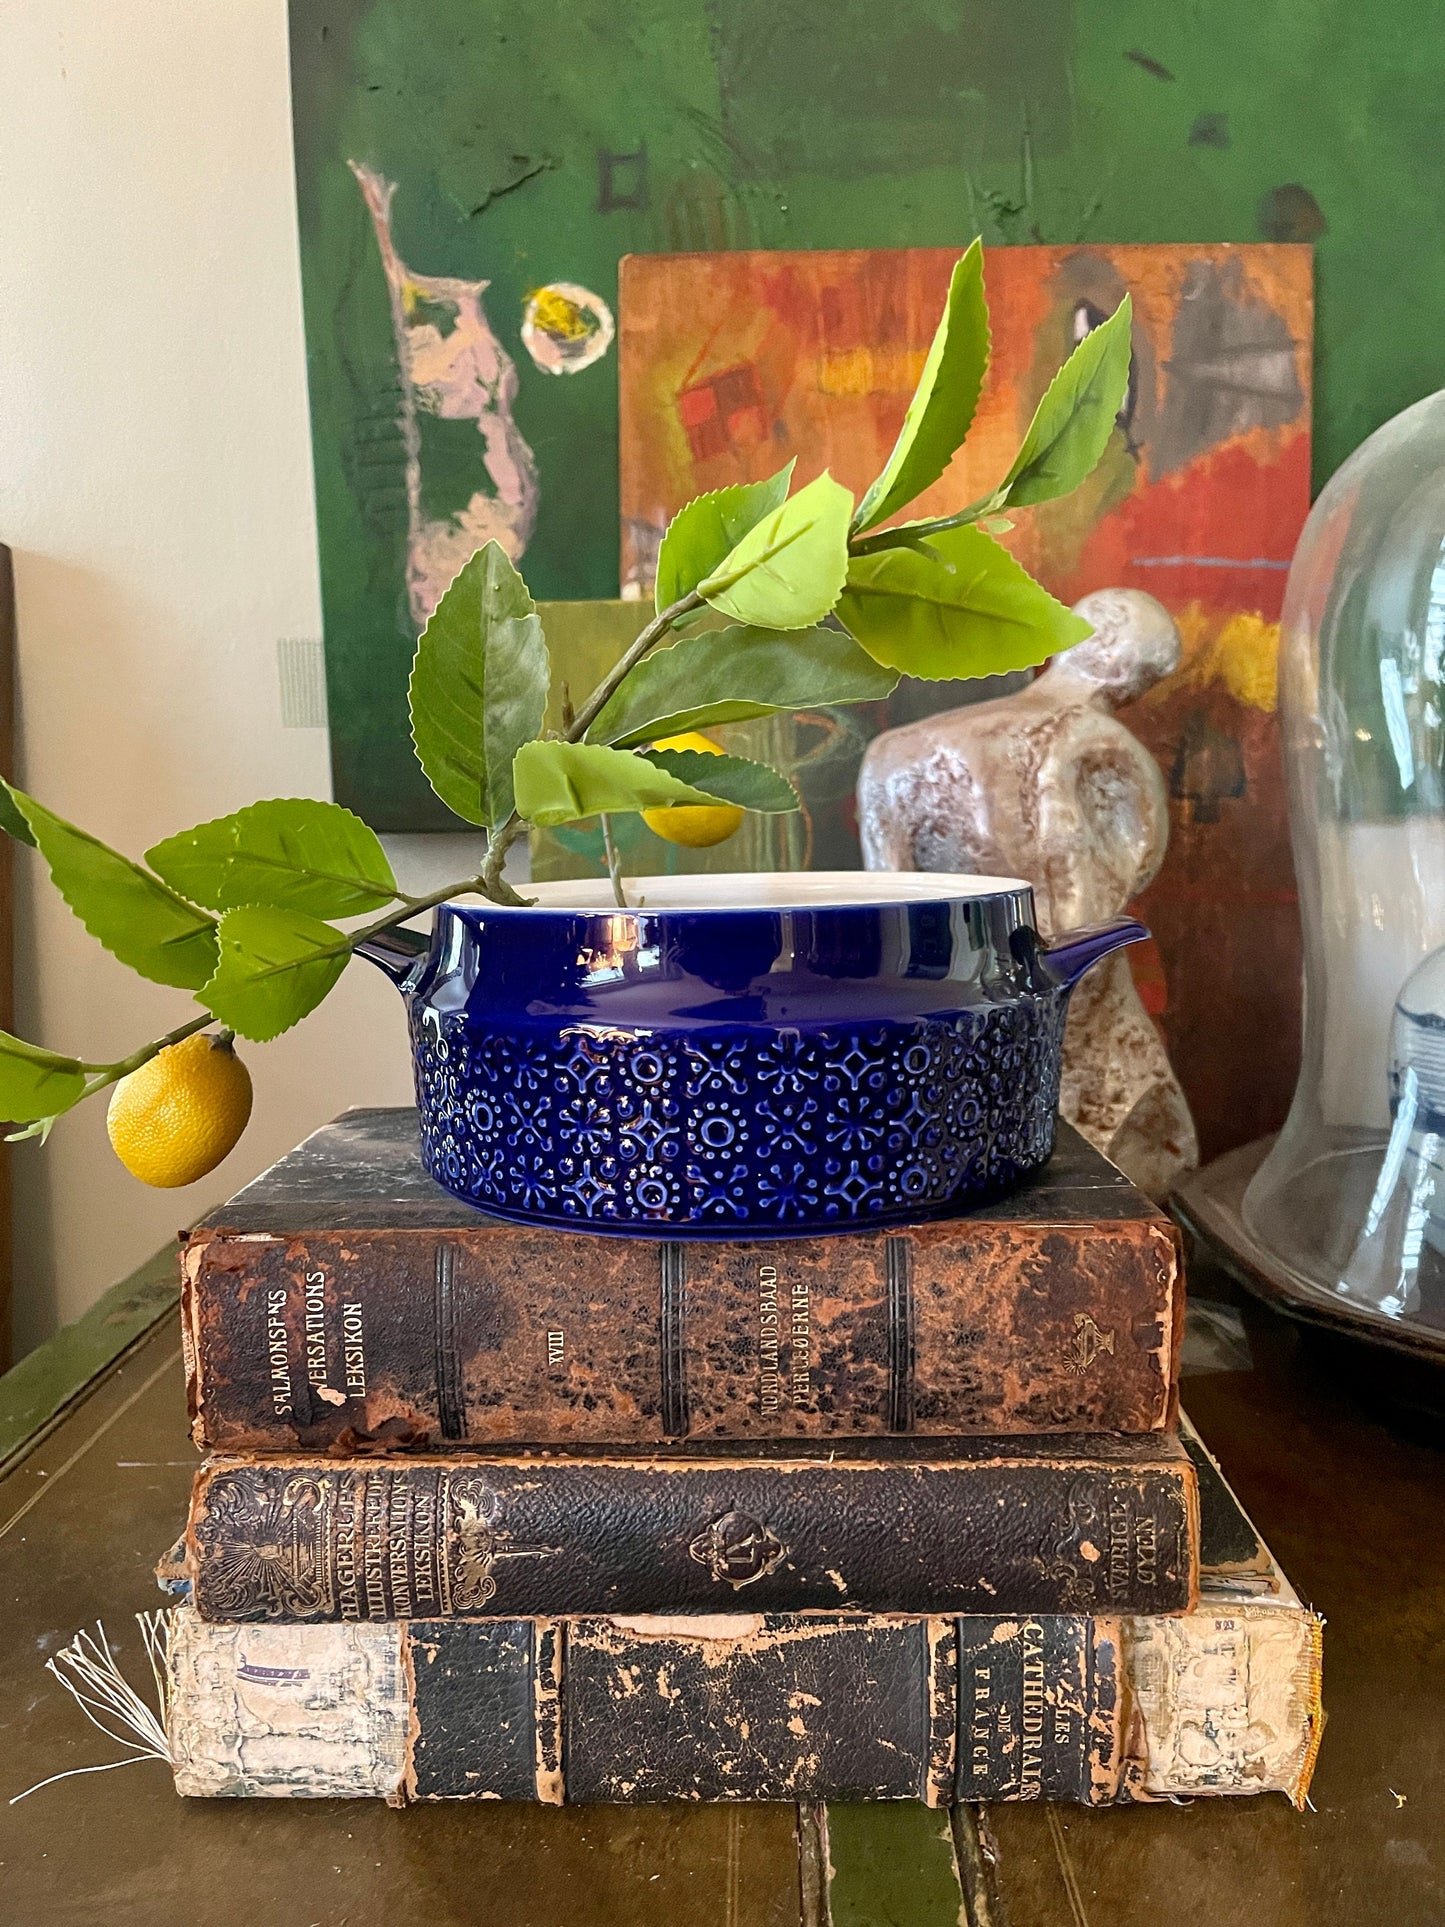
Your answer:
(10, 1614), (173, 1804)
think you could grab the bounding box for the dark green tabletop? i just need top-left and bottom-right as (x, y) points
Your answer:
(1, 1244), (1441, 1924)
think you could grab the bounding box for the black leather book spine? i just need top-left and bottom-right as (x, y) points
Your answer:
(408, 1617), (1121, 1802)
(954, 1615), (1120, 1801)
(168, 1610), (1125, 1804)
(410, 1616), (962, 1802)
(184, 1449), (1197, 1621)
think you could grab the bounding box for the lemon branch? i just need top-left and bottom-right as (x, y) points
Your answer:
(3, 1010), (222, 1144)
(34, 587), (708, 1138)
(77, 1013), (217, 1096)
(21, 485), (1077, 1126)
(477, 586), (705, 903)
(36, 855), (505, 1134)
(600, 815), (625, 907)
(14, 505), (984, 1131)
(35, 558), (845, 1127)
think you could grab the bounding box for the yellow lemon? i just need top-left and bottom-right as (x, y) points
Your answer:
(106, 1031), (253, 1188)
(642, 731), (745, 848)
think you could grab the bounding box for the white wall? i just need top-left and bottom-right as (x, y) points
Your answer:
(0, 1), (425, 1353)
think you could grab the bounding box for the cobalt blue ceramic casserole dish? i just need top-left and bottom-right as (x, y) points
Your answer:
(360, 872), (1145, 1236)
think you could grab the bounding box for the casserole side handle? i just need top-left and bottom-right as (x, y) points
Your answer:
(355, 925), (432, 989)
(1038, 916), (1149, 990)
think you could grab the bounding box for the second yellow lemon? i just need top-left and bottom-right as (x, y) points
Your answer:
(107, 1030), (253, 1188)
(642, 732), (745, 848)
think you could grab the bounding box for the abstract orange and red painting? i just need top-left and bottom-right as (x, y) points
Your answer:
(619, 244), (1313, 1159)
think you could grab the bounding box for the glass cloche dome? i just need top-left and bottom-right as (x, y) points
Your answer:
(1244, 390), (1445, 1334)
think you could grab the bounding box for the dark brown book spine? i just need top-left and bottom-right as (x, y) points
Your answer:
(183, 1215), (1181, 1449)
(180, 1445), (1198, 1621)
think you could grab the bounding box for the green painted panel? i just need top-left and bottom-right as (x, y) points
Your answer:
(0, 1244), (179, 1473)
(290, 0), (1445, 828)
(824, 1804), (964, 1927)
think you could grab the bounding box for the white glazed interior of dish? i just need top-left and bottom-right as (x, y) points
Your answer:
(454, 871), (1032, 913)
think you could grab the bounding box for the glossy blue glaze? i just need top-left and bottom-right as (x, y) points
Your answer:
(360, 876), (1146, 1236)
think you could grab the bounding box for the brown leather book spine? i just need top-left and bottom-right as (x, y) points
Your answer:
(183, 1214), (1181, 1449)
(180, 1443), (1198, 1621)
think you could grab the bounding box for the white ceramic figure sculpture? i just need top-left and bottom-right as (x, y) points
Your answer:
(857, 587), (1199, 1198)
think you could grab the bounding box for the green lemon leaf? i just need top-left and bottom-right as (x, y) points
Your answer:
(7, 784), (217, 990)
(839, 520), (951, 559)
(409, 542), (550, 826)
(639, 749), (798, 812)
(202, 906), (351, 1043)
(852, 242), (989, 535)
(146, 798), (398, 918)
(587, 623), (898, 748)
(998, 296), (1133, 509)
(0, 1031), (87, 1126)
(699, 472), (852, 630)
(0, 785), (36, 848)
(654, 463), (796, 612)
(513, 741), (762, 828)
(837, 524), (1092, 679)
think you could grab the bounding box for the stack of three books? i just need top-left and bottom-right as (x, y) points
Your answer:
(157, 1110), (1322, 1808)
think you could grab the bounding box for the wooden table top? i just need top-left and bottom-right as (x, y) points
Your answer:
(1, 1245), (1441, 1924)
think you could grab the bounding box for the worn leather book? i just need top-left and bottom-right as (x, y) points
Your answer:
(161, 1427), (1316, 1807)
(182, 1108), (1182, 1449)
(168, 1431), (1198, 1620)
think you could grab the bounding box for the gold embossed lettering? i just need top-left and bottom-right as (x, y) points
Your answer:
(969, 1665), (993, 1776)
(1019, 1620), (1046, 1797)
(341, 1301), (366, 1396)
(362, 1473), (390, 1618)
(758, 1265), (780, 1414)
(387, 1476), (414, 1619)
(304, 1268), (328, 1386)
(789, 1278), (812, 1401)
(1108, 1493), (1133, 1599)
(264, 1287), (292, 1418)
(411, 1484), (437, 1612)
(1136, 1511), (1157, 1587)
(334, 1481), (360, 1618)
